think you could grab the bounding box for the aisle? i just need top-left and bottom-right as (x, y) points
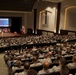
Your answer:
(0, 53), (8, 75)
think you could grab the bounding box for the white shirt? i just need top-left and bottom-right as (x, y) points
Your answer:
(30, 62), (42, 67)
(15, 70), (27, 75)
(42, 58), (52, 63)
(67, 63), (76, 69)
(12, 66), (24, 72)
(38, 69), (53, 75)
(52, 66), (60, 72)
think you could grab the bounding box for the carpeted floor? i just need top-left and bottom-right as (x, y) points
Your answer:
(0, 53), (8, 75)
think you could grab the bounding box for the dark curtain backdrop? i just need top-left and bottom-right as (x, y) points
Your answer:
(10, 17), (22, 34)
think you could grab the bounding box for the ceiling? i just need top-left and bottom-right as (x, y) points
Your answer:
(0, 0), (65, 12)
(43, 0), (64, 3)
(0, 0), (36, 12)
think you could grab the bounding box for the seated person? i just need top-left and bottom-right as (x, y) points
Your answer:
(67, 55), (76, 69)
(52, 57), (68, 72)
(38, 61), (53, 75)
(47, 51), (52, 58)
(25, 51), (32, 58)
(30, 56), (42, 67)
(32, 46), (37, 52)
(56, 50), (62, 59)
(12, 59), (23, 74)
(38, 53), (44, 59)
(59, 57), (67, 66)
(4, 53), (9, 63)
(27, 69), (37, 75)
(7, 56), (15, 75)
(21, 54), (29, 61)
(7, 56), (15, 69)
(41, 54), (52, 63)
(66, 47), (71, 54)
(15, 62), (30, 75)
(62, 49), (67, 55)
(60, 65), (69, 75)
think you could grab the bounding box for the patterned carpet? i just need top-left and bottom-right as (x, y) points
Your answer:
(0, 53), (8, 75)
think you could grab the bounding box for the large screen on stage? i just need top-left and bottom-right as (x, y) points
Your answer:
(0, 18), (10, 27)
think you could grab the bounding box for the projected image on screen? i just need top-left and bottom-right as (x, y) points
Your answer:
(0, 18), (9, 27)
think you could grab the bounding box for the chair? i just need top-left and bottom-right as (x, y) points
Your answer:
(55, 72), (60, 75)
(40, 72), (55, 75)
(65, 56), (72, 61)
(30, 65), (43, 72)
(69, 68), (76, 75)
(49, 63), (59, 68)
(15, 68), (24, 73)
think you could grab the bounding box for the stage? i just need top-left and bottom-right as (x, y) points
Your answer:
(0, 32), (22, 37)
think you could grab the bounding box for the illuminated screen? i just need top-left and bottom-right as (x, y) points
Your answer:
(0, 18), (9, 27)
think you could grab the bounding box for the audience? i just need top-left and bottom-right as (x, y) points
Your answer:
(3, 35), (76, 75)
(1, 34), (76, 48)
(0, 35), (57, 48)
